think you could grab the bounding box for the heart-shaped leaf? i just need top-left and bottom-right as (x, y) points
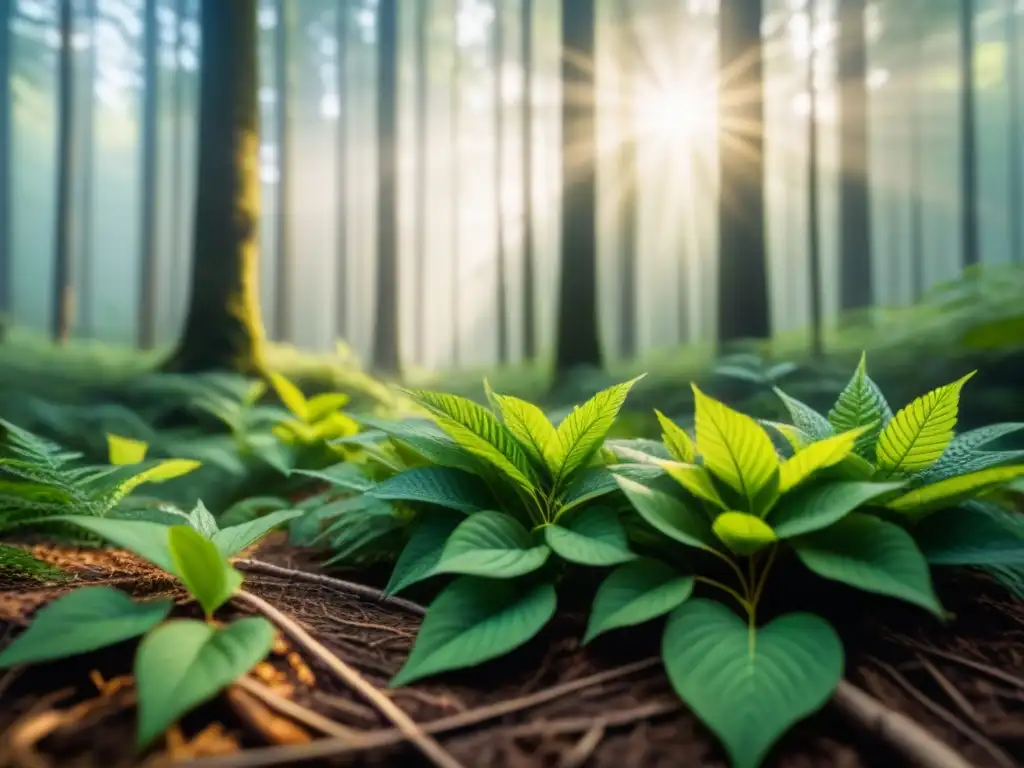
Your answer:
(168, 526), (243, 617)
(0, 587), (172, 668)
(135, 617), (276, 748)
(614, 474), (716, 550)
(544, 507), (636, 566)
(584, 559), (694, 644)
(211, 509), (305, 557)
(434, 511), (550, 579)
(384, 511), (464, 595)
(662, 599), (843, 768)
(767, 481), (904, 539)
(391, 577), (556, 686)
(712, 511), (777, 556)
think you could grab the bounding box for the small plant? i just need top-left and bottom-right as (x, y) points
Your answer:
(267, 372), (360, 446)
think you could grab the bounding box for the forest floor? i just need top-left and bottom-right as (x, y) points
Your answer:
(2, 532), (1023, 768)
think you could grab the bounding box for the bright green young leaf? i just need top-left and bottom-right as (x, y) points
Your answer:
(0, 587), (172, 668)
(370, 467), (494, 514)
(53, 516), (176, 574)
(211, 509), (305, 558)
(662, 600), (843, 768)
(116, 459), (203, 500)
(305, 392), (350, 422)
(913, 504), (1024, 566)
(663, 462), (727, 509)
(168, 526), (243, 617)
(403, 390), (538, 496)
(107, 434), (148, 465)
(384, 511), (464, 596)
(792, 513), (944, 616)
(185, 500), (220, 538)
(875, 372), (975, 475)
(826, 352), (893, 458)
(772, 388), (835, 442)
(614, 474), (717, 551)
(544, 507), (636, 566)
(391, 577), (556, 687)
(655, 410), (696, 463)
(434, 511), (551, 579)
(768, 481), (904, 539)
(583, 559), (694, 644)
(778, 426), (870, 494)
(268, 372), (309, 421)
(135, 617), (275, 749)
(692, 385), (779, 512)
(884, 465), (1024, 518)
(549, 377), (644, 487)
(494, 394), (559, 471)
(712, 511), (777, 557)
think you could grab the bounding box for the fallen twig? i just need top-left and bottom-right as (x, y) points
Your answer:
(234, 589), (462, 768)
(558, 719), (606, 768)
(234, 676), (358, 740)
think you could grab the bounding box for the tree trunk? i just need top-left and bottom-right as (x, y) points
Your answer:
(908, 4), (925, 298)
(450, 0), (461, 368)
(413, 0), (429, 364)
(138, 0), (159, 348)
(959, 0), (979, 269)
(79, 0), (98, 338)
(0, 0), (11, 341)
(52, 0), (75, 344)
(372, 0), (400, 374)
(493, 0), (508, 365)
(335, 0), (349, 338)
(554, 0), (602, 374)
(716, 0), (770, 343)
(1007, 0), (1021, 263)
(807, 0), (823, 357)
(520, 0), (536, 361)
(614, 0), (637, 360)
(837, 0), (873, 315)
(163, 0), (266, 374)
(169, 0), (186, 325)
(273, 0), (293, 341)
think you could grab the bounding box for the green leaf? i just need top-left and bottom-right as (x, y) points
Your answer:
(0, 544), (67, 580)
(557, 467), (622, 515)
(292, 462), (374, 492)
(826, 352), (893, 458)
(0, 587), (172, 668)
(305, 392), (350, 422)
(211, 509), (305, 558)
(614, 473), (717, 551)
(792, 513), (943, 616)
(358, 417), (482, 474)
(662, 600), (843, 768)
(384, 512), (464, 596)
(885, 465), (1024, 519)
(185, 500), (220, 538)
(662, 462), (727, 509)
(544, 507), (636, 566)
(760, 420), (810, 453)
(711, 511), (777, 556)
(493, 394), (559, 472)
(584, 560), (694, 644)
(875, 372), (975, 475)
(550, 377), (644, 487)
(919, 422), (1024, 484)
(655, 410), (696, 463)
(772, 388), (835, 441)
(268, 372), (309, 421)
(768, 481), (904, 539)
(168, 526), (243, 617)
(111, 459), (202, 502)
(52, 516), (176, 574)
(107, 434), (149, 464)
(391, 577), (556, 686)
(135, 617), (275, 749)
(370, 467), (494, 514)
(434, 511), (551, 579)
(914, 505), (1024, 566)
(692, 385), (779, 512)
(403, 390), (538, 496)
(778, 426), (870, 494)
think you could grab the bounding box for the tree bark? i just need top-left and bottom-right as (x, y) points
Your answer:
(0, 0), (11, 341)
(273, 0), (293, 341)
(138, 0), (159, 348)
(716, 0), (770, 343)
(554, 0), (602, 374)
(1006, 0), (1021, 263)
(958, 0), (979, 269)
(450, 0), (462, 368)
(615, 0), (637, 360)
(493, 0), (508, 365)
(52, 0), (75, 344)
(413, 0), (429, 364)
(520, 0), (536, 361)
(335, 0), (350, 338)
(163, 0), (266, 374)
(807, 0), (823, 357)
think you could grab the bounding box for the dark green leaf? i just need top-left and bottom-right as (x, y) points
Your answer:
(435, 511), (550, 579)
(583, 559), (693, 644)
(544, 507), (636, 566)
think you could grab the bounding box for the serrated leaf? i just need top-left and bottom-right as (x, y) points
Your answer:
(614, 473), (717, 551)
(916, 422), (1024, 484)
(358, 417), (483, 474)
(384, 511), (464, 595)
(557, 467), (621, 515)
(550, 377), (644, 487)
(107, 434), (149, 465)
(544, 507), (636, 566)
(778, 426), (870, 494)
(212, 509), (305, 558)
(692, 385), (779, 513)
(391, 578), (556, 686)
(772, 388), (835, 441)
(268, 372), (309, 421)
(0, 587), (172, 668)
(875, 372), (975, 475)
(914, 505), (1024, 566)
(826, 353), (893, 458)
(434, 511), (550, 579)
(663, 461), (727, 509)
(792, 513), (943, 616)
(712, 511), (777, 556)
(168, 526), (243, 617)
(186, 500), (220, 538)
(885, 464), (1024, 519)
(493, 394), (559, 472)
(583, 559), (694, 644)
(655, 410), (696, 463)
(768, 481), (905, 539)
(605, 438), (672, 462)
(371, 467), (494, 514)
(135, 617), (275, 749)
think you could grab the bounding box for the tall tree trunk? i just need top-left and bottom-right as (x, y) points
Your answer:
(372, 0), (400, 374)
(79, 0), (98, 338)
(0, 0), (11, 341)
(273, 0), (293, 341)
(164, 0), (266, 374)
(958, 0), (979, 269)
(450, 0), (461, 368)
(909, 6), (925, 298)
(554, 0), (602, 373)
(1007, 0), (1021, 263)
(53, 0), (75, 343)
(493, 0), (508, 365)
(413, 0), (429, 364)
(520, 0), (536, 361)
(807, 0), (823, 357)
(138, 0), (159, 348)
(837, 0), (873, 315)
(335, 0), (349, 338)
(169, 0), (186, 327)
(615, 0), (637, 360)
(716, 0), (770, 343)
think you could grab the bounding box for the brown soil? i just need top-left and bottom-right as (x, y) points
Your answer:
(0, 537), (1022, 768)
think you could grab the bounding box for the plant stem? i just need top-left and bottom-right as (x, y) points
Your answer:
(705, 547), (749, 595)
(751, 544), (778, 607)
(694, 576), (751, 612)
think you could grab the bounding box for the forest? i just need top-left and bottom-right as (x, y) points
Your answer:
(1, 0), (1024, 766)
